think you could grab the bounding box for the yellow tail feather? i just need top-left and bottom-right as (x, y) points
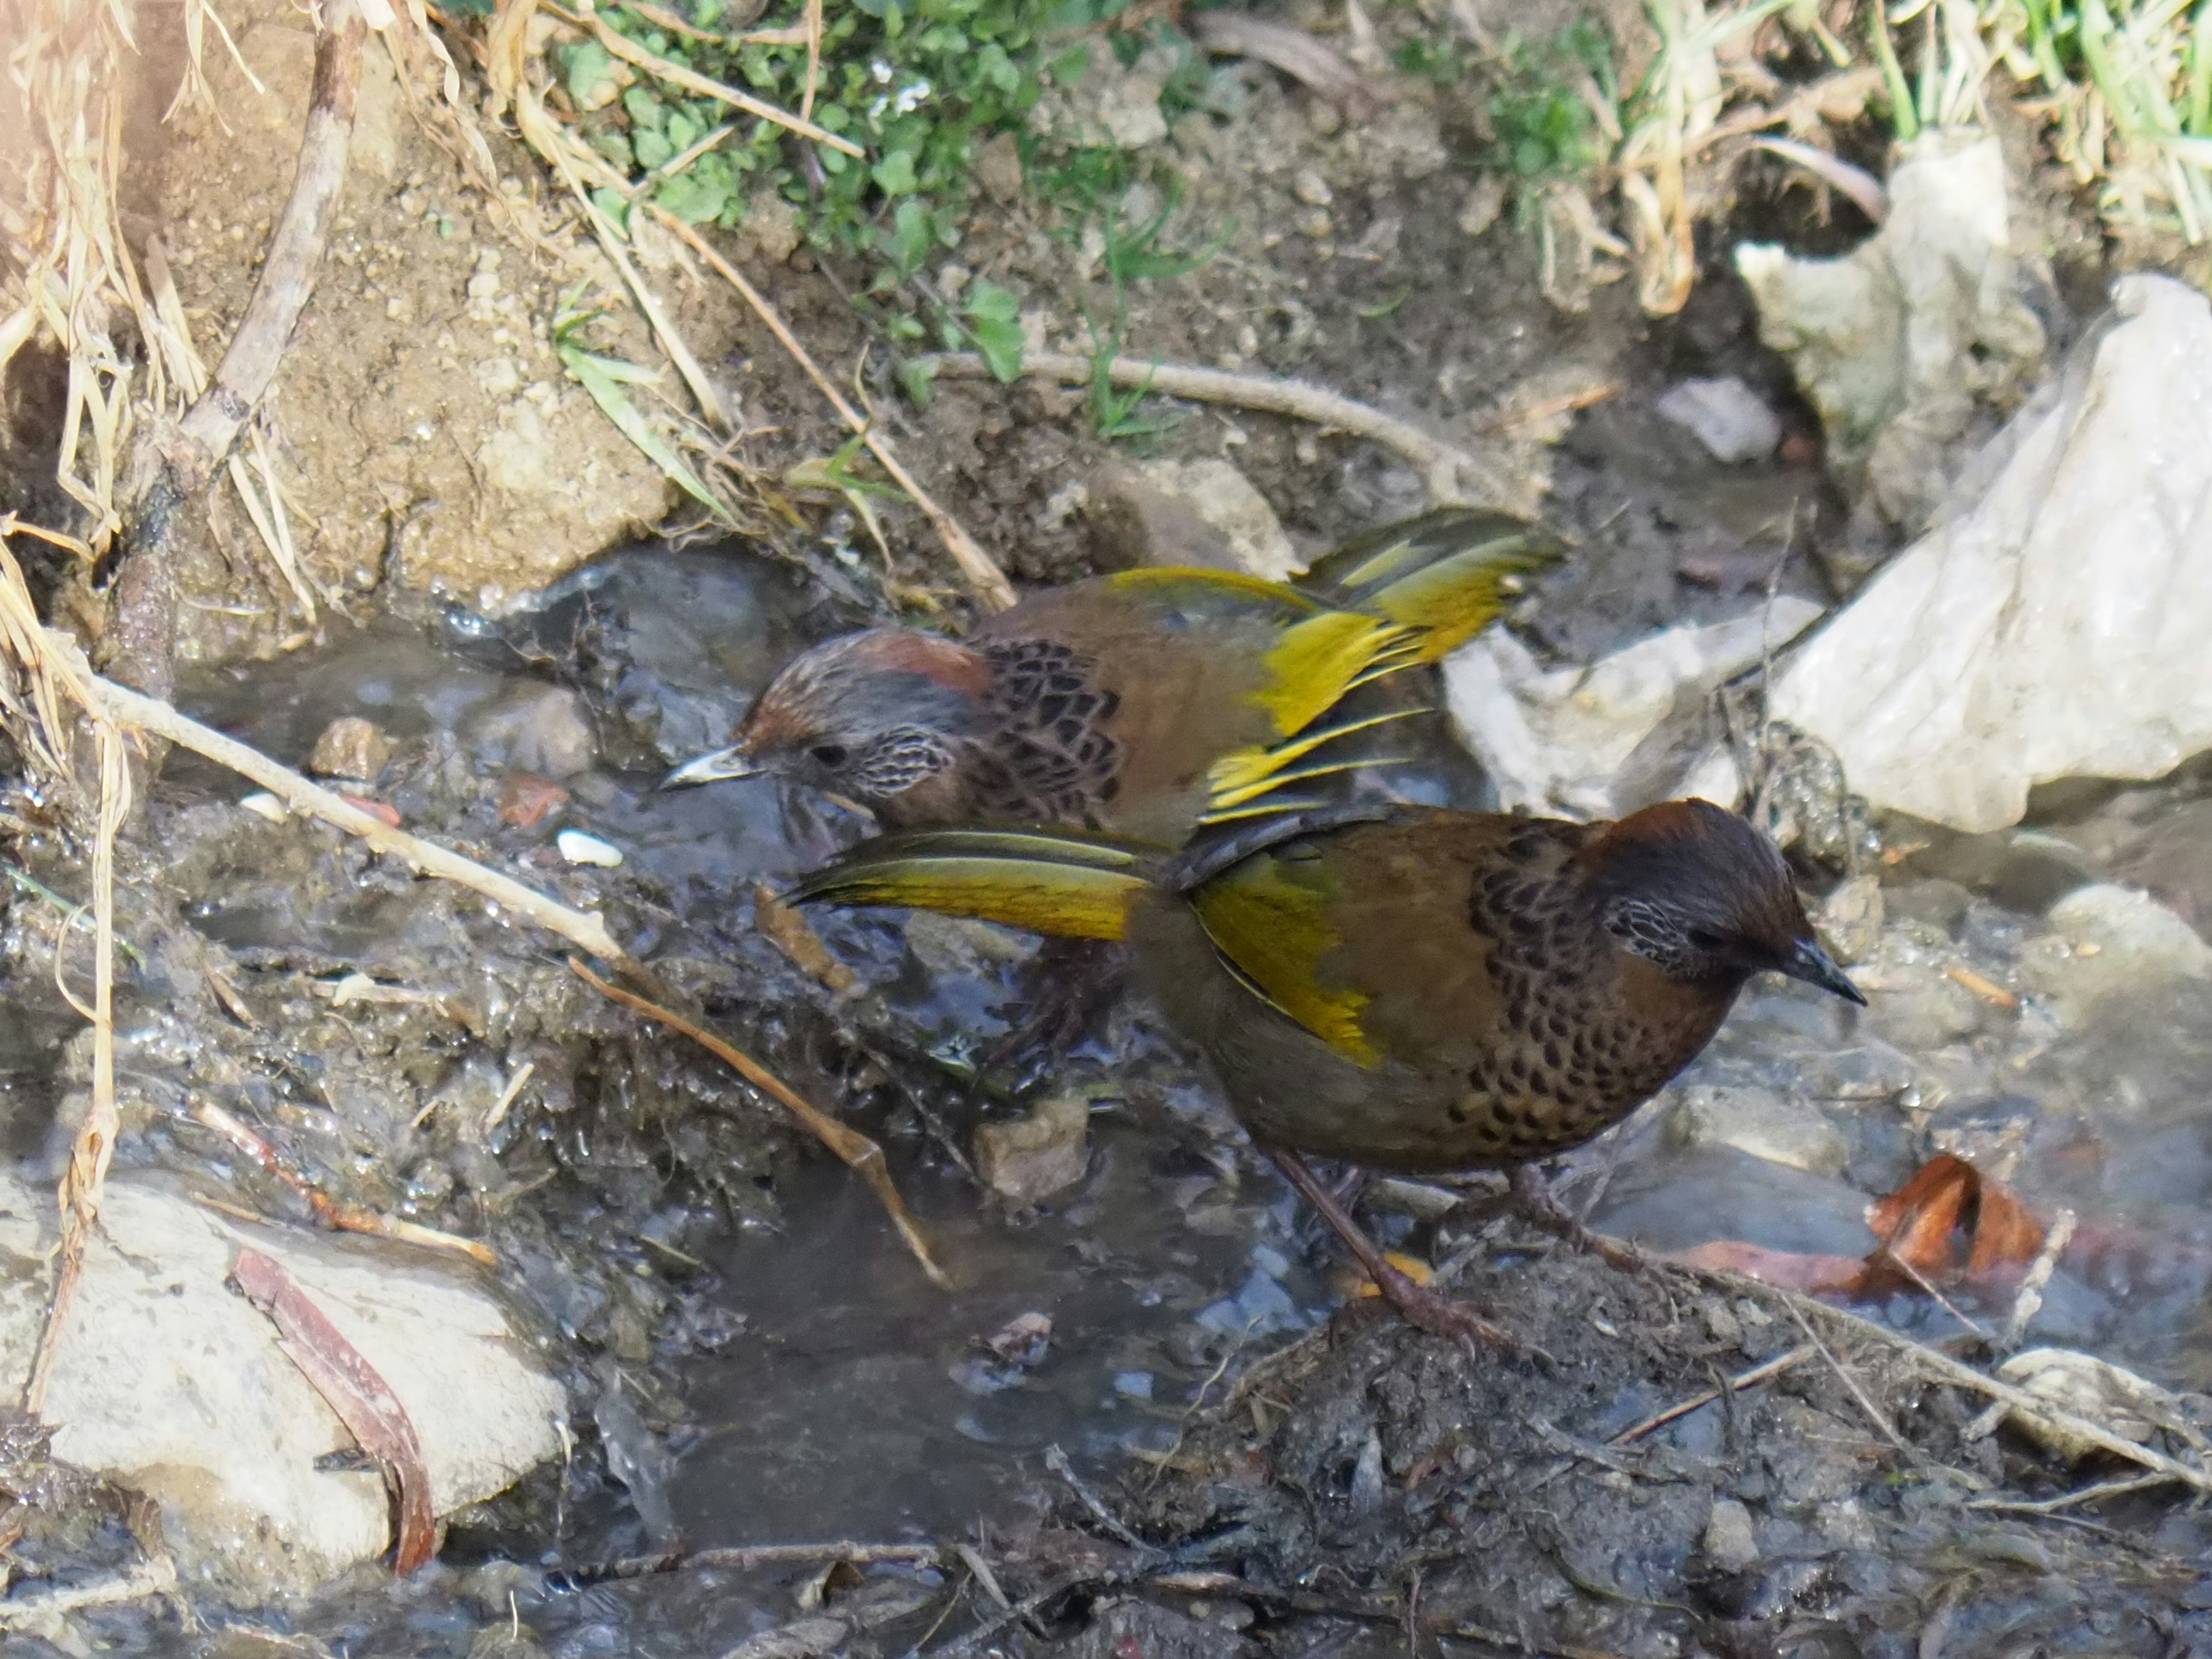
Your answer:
(790, 832), (1155, 941)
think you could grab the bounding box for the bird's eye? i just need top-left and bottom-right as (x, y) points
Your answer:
(809, 744), (849, 767)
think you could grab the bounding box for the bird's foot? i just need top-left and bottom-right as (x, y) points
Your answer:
(1366, 1258), (1521, 1349)
(1508, 1165), (1645, 1274)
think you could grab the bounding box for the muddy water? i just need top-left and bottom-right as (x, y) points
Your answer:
(123, 537), (2212, 1649)
(173, 544), (1328, 1562)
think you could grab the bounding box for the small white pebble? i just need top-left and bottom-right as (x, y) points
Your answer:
(238, 792), (290, 823)
(556, 830), (623, 868)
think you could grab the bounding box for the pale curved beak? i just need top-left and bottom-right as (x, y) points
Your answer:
(1782, 936), (1867, 1006)
(657, 744), (759, 791)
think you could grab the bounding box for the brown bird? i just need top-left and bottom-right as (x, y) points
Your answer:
(793, 798), (1863, 1341)
(661, 508), (1561, 841)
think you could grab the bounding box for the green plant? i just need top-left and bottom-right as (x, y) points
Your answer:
(1487, 17), (1618, 183)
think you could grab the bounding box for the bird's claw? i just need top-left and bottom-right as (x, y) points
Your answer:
(1508, 1166), (1646, 1274)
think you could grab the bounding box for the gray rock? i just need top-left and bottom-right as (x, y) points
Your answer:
(1664, 1085), (1850, 1176)
(975, 1093), (1091, 1205)
(2019, 882), (2212, 1024)
(1703, 1497), (1760, 1570)
(463, 683), (597, 779)
(0, 1172), (566, 1597)
(1819, 874), (1885, 965)
(1085, 458), (1297, 579)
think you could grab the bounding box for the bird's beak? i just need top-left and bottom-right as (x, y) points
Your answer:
(657, 744), (759, 792)
(1781, 936), (1866, 1006)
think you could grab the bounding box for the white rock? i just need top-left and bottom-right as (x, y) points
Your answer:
(1735, 129), (2046, 531)
(1655, 376), (1783, 464)
(0, 1173), (566, 1598)
(1688, 274), (2212, 833)
(1445, 600), (1823, 819)
(556, 830), (623, 868)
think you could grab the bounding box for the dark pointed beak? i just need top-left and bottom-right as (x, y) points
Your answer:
(657, 744), (758, 792)
(1781, 936), (1866, 1005)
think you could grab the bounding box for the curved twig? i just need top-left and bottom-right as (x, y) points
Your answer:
(917, 351), (1500, 507)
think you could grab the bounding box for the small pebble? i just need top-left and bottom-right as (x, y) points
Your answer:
(1294, 209), (1332, 240)
(556, 830), (623, 868)
(974, 1093), (1090, 1205)
(498, 772), (569, 829)
(238, 791), (289, 823)
(308, 715), (390, 782)
(1292, 166), (1333, 207)
(1656, 376), (1783, 464)
(1703, 1498), (1760, 1570)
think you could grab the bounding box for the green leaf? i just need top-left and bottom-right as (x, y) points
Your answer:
(899, 357), (938, 408)
(559, 343), (735, 526)
(873, 149), (919, 195)
(965, 281), (1025, 381)
(964, 278), (1020, 324)
(623, 86), (668, 131)
(656, 164), (732, 222)
(632, 128), (675, 169)
(883, 196), (933, 271)
(559, 39), (613, 106)
(589, 188), (634, 232)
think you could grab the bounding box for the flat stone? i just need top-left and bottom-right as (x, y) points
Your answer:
(1085, 458), (1298, 579)
(974, 1094), (1092, 1205)
(1664, 1085), (1850, 1176)
(0, 1172), (565, 1598)
(2020, 882), (2212, 1022)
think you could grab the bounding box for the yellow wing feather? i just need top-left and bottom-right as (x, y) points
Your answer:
(1190, 851), (1377, 1067)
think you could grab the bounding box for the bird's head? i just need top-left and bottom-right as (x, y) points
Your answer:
(1581, 798), (1865, 1005)
(659, 629), (991, 813)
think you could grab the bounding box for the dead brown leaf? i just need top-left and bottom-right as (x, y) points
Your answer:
(231, 1247), (436, 1573)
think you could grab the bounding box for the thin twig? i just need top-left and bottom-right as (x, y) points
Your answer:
(556, 1540), (941, 1584)
(567, 959), (950, 1289)
(1609, 1343), (1816, 1445)
(1676, 1262), (2212, 1498)
(539, 0), (861, 156)
(176, 0), (365, 468)
(919, 350), (1501, 508)
(194, 1099), (498, 1266)
(0, 1555), (177, 1624)
(647, 207), (1014, 611)
(2000, 1207), (2076, 1353)
(1966, 1472), (2181, 1514)
(926, 1571), (1115, 1658)
(1044, 1444), (1157, 1558)
(88, 675), (626, 963)
(1783, 1301), (1914, 1457)
(23, 717), (128, 1414)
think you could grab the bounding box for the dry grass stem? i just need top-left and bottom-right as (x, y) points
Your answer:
(0, 1555), (177, 1625)
(1608, 1342), (1816, 1445)
(652, 207), (1016, 609)
(1679, 1261), (2212, 1497)
(562, 1540), (942, 1584)
(567, 958), (952, 1289)
(88, 675), (627, 962)
(539, 0), (861, 156)
(920, 350), (1503, 509)
(195, 1099), (499, 1266)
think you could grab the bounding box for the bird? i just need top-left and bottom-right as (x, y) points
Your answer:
(791, 797), (1865, 1342)
(660, 507), (1562, 842)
